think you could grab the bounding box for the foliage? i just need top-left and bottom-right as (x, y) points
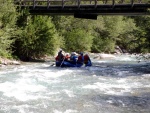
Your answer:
(92, 36), (115, 53)
(52, 16), (94, 52)
(52, 15), (149, 54)
(14, 15), (63, 60)
(132, 16), (150, 53)
(115, 17), (137, 53)
(91, 16), (140, 53)
(1, 1), (150, 61)
(64, 29), (93, 52)
(0, 0), (17, 58)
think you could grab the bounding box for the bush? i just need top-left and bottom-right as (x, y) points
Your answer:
(64, 29), (93, 52)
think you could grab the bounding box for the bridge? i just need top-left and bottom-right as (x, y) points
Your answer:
(15, 0), (150, 19)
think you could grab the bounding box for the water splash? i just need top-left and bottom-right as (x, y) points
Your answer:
(0, 56), (150, 113)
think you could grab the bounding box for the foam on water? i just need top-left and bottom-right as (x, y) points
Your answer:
(53, 109), (78, 113)
(63, 89), (76, 97)
(82, 77), (142, 95)
(13, 105), (30, 113)
(114, 55), (138, 61)
(0, 80), (47, 101)
(96, 54), (142, 64)
(0, 65), (75, 102)
(0, 57), (150, 113)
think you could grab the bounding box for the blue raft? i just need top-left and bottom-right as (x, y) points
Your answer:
(56, 60), (92, 67)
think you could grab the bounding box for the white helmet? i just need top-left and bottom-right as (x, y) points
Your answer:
(72, 52), (78, 56)
(59, 49), (62, 52)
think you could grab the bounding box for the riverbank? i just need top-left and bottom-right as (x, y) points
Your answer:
(0, 53), (149, 67)
(0, 55), (55, 67)
(0, 57), (21, 67)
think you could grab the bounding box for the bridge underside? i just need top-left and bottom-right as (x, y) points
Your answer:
(24, 5), (149, 19)
(25, 5), (150, 14)
(18, 1), (150, 19)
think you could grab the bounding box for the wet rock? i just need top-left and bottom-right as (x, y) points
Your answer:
(0, 58), (20, 65)
(115, 46), (123, 54)
(90, 53), (116, 60)
(11, 60), (21, 65)
(99, 53), (116, 59)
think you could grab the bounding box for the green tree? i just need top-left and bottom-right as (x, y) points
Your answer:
(116, 17), (137, 53)
(14, 15), (63, 60)
(52, 16), (95, 52)
(91, 16), (119, 53)
(0, 0), (17, 57)
(132, 16), (150, 53)
(91, 16), (137, 53)
(64, 29), (94, 52)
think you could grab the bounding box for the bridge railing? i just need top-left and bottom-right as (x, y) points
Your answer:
(14, 0), (150, 8)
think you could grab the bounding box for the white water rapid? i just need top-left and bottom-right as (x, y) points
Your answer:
(0, 54), (150, 113)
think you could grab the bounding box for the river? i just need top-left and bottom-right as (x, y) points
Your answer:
(0, 54), (150, 113)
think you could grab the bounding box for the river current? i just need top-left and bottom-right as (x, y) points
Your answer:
(0, 54), (150, 113)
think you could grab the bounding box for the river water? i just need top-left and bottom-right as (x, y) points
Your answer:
(0, 54), (150, 113)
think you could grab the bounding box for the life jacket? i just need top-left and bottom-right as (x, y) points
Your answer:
(77, 55), (84, 63)
(55, 56), (59, 61)
(65, 55), (70, 61)
(84, 55), (89, 64)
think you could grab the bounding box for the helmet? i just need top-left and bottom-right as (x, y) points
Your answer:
(66, 53), (69, 56)
(80, 52), (83, 55)
(59, 49), (62, 52)
(71, 52), (75, 55)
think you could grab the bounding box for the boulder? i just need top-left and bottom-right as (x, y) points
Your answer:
(0, 58), (20, 65)
(99, 53), (116, 59)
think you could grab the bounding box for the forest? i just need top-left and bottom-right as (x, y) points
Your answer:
(0, 0), (149, 61)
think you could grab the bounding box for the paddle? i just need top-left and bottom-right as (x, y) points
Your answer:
(60, 56), (65, 67)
